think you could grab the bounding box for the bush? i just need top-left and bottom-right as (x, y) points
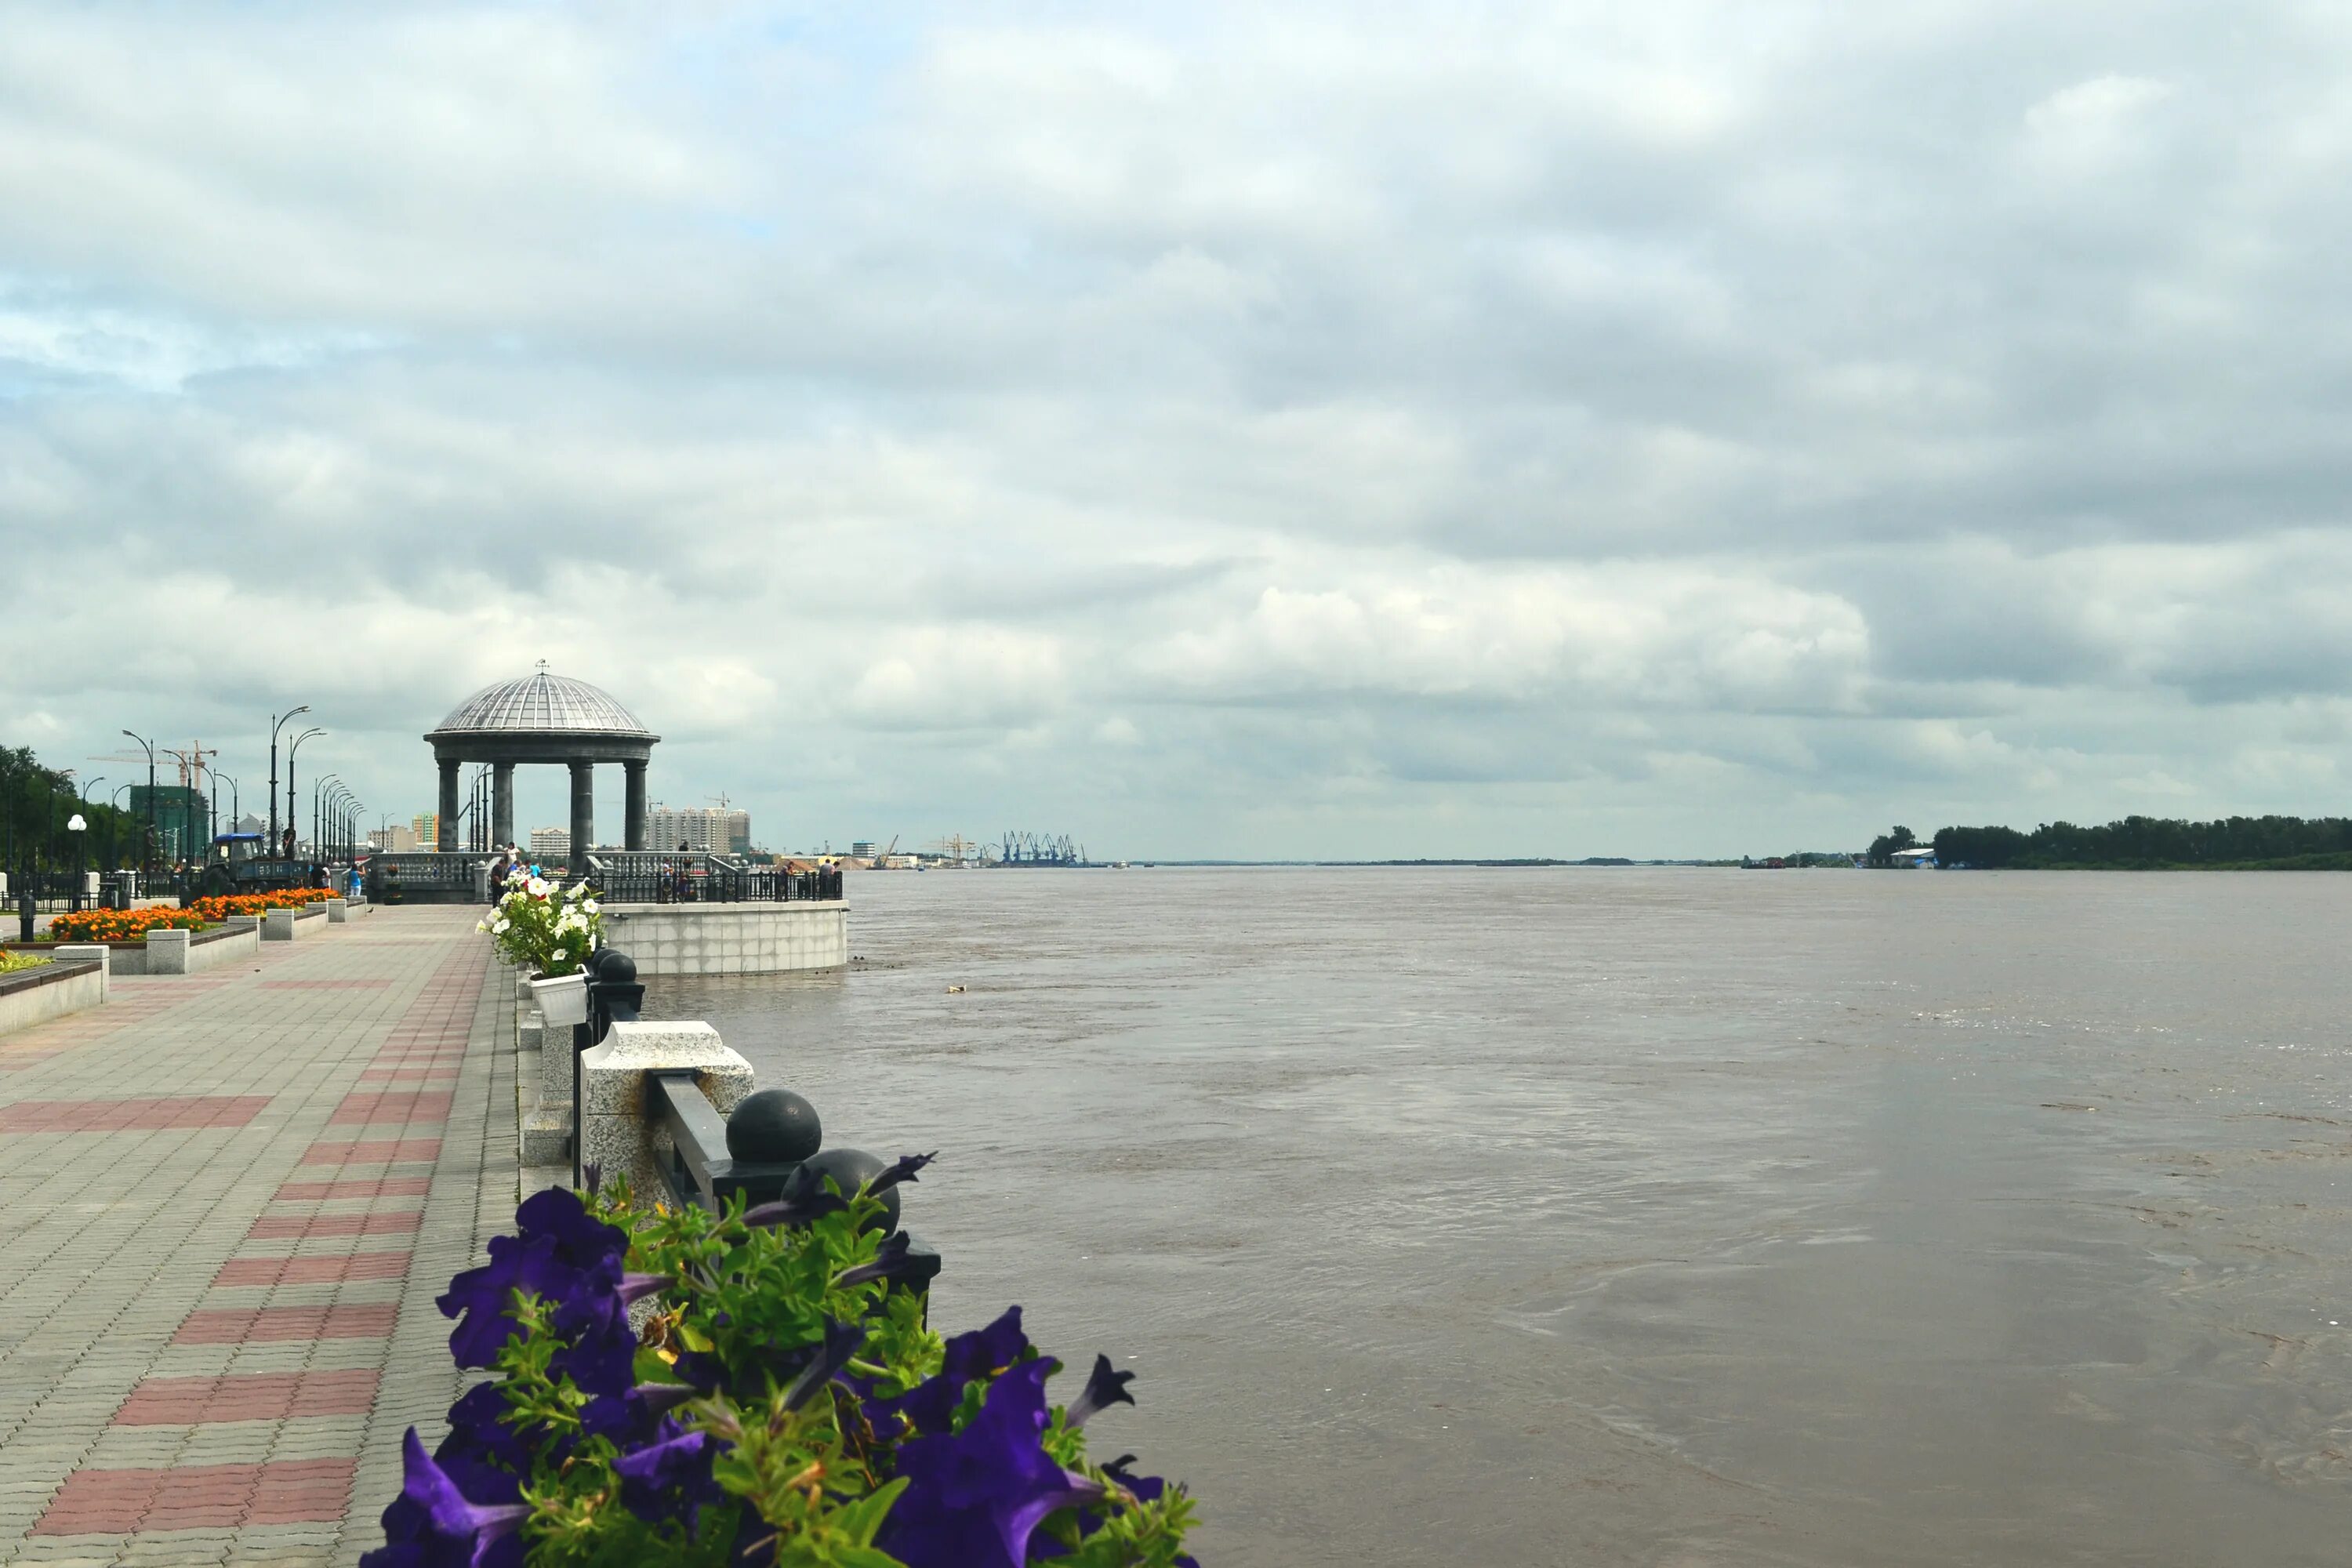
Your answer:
(478, 872), (604, 978)
(0, 950), (51, 974)
(365, 1163), (1196, 1568)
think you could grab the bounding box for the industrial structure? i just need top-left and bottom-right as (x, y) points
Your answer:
(996, 831), (1086, 866)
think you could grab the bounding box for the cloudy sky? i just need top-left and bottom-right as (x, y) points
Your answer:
(4, 2), (2349, 858)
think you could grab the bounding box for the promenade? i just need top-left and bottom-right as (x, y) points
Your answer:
(0, 906), (519, 1567)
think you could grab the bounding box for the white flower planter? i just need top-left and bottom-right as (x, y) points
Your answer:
(530, 971), (589, 1026)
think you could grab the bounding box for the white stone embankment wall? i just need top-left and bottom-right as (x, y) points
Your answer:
(0, 962), (105, 1040)
(598, 902), (848, 975)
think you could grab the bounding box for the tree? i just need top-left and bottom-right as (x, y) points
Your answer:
(1865, 825), (1917, 867)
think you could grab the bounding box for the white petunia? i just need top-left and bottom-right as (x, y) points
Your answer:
(552, 947), (568, 961)
(495, 918), (510, 933)
(582, 899), (599, 914)
(527, 877), (550, 898)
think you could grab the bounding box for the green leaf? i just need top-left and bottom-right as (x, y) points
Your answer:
(827, 1478), (908, 1548)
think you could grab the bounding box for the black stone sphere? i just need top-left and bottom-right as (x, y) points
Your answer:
(590, 949), (636, 985)
(726, 1088), (821, 1164)
(783, 1146), (900, 1233)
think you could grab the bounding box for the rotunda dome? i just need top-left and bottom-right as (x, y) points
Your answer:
(429, 669), (653, 738)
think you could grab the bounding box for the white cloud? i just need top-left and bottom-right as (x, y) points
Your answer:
(2, 4), (2351, 856)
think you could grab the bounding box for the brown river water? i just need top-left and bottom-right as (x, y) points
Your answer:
(644, 867), (2352, 1566)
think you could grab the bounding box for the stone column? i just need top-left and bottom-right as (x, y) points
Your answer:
(568, 760), (594, 877)
(437, 757), (461, 855)
(492, 763), (516, 851)
(623, 760), (648, 851)
(576, 1021), (753, 1194)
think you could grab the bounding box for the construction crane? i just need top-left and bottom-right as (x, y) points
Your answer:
(89, 742), (216, 789)
(873, 835), (898, 867)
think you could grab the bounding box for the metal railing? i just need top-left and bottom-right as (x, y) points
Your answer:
(584, 851), (841, 905)
(564, 946), (941, 1295)
(366, 853), (485, 902)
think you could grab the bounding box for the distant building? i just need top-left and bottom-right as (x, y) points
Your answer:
(234, 813), (266, 836)
(413, 812), (440, 851)
(1889, 847), (1939, 869)
(646, 804), (751, 854)
(529, 826), (571, 862)
(368, 824), (420, 853)
(129, 785), (209, 863)
(850, 840), (876, 858)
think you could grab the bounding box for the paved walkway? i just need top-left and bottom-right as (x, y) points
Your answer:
(0, 906), (519, 1566)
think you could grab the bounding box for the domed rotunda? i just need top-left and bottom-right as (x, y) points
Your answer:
(424, 664), (661, 869)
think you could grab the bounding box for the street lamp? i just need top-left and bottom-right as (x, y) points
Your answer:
(65, 812), (86, 910)
(121, 731), (158, 875)
(331, 783), (360, 862)
(314, 774), (341, 864)
(108, 782), (132, 872)
(267, 706), (311, 862)
(285, 727), (325, 861)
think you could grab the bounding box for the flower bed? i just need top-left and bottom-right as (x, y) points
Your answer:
(187, 887), (339, 922)
(42, 906), (212, 943)
(367, 1163), (1197, 1567)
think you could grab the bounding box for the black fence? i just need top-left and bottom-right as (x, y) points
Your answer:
(366, 853), (485, 905)
(584, 852), (842, 905)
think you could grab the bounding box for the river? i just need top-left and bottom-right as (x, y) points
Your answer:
(644, 867), (2352, 1566)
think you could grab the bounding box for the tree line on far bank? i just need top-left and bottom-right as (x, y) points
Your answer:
(1867, 815), (2352, 869)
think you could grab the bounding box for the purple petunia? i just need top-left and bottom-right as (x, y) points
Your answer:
(874, 1361), (1104, 1568)
(1064, 1355), (1137, 1428)
(783, 1318), (869, 1411)
(611, 1422), (724, 1526)
(865, 1305), (1029, 1439)
(359, 1428), (530, 1568)
(868, 1151), (938, 1192)
(836, 1232), (923, 1289)
(437, 1188), (636, 1398)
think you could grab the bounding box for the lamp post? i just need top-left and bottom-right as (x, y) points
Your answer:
(314, 775), (339, 865)
(66, 812), (86, 910)
(285, 727), (324, 862)
(332, 784), (359, 862)
(267, 707), (310, 866)
(77, 778), (103, 896)
(121, 731), (158, 875)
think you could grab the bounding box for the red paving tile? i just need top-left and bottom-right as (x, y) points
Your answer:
(257, 978), (394, 989)
(213, 1251), (411, 1287)
(32, 1459), (357, 1532)
(114, 1370), (379, 1425)
(357, 1065), (459, 1081)
(274, 1175), (432, 1201)
(299, 1136), (442, 1165)
(0, 1096), (272, 1133)
(245, 1210), (422, 1241)
(173, 1305), (396, 1345)
(328, 1089), (452, 1124)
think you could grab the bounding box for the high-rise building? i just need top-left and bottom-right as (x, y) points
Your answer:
(528, 826), (571, 862)
(645, 805), (752, 854)
(413, 812), (439, 851)
(129, 784), (209, 864)
(368, 825), (420, 853)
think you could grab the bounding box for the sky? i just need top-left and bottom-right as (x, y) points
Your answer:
(4, 2), (2351, 860)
